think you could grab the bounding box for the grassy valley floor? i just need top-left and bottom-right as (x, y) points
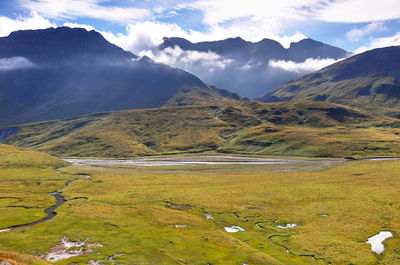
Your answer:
(0, 153), (400, 264)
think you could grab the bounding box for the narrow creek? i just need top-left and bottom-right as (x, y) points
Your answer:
(0, 172), (89, 233)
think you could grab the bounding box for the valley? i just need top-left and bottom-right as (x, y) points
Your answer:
(1, 147), (400, 264)
(0, 20), (399, 265)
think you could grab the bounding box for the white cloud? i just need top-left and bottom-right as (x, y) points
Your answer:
(355, 32), (400, 53)
(0, 57), (37, 71)
(182, 0), (322, 26)
(268, 57), (342, 73)
(140, 46), (233, 72)
(274, 32), (308, 48)
(101, 21), (307, 55)
(19, 0), (150, 24)
(317, 0), (400, 23)
(0, 12), (55, 37)
(346, 22), (387, 42)
(101, 21), (196, 54)
(63, 22), (95, 31)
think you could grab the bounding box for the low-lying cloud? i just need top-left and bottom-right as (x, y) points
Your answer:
(268, 58), (342, 74)
(0, 57), (37, 71)
(139, 45), (342, 98)
(140, 46), (233, 73)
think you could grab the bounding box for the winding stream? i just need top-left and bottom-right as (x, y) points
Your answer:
(0, 173), (89, 233)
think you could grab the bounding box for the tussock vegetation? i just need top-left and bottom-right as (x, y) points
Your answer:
(1, 158), (400, 264)
(2, 100), (400, 158)
(0, 250), (49, 265)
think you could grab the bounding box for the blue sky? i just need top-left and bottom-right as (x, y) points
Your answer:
(0, 0), (400, 54)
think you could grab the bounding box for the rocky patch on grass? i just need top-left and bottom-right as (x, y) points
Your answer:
(44, 236), (102, 262)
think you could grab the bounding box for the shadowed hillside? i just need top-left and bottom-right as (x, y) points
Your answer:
(0, 27), (243, 126)
(258, 46), (400, 117)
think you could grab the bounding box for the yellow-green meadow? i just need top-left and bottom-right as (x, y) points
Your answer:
(1, 147), (399, 264)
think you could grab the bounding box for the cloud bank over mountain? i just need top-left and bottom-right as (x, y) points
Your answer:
(138, 37), (349, 98)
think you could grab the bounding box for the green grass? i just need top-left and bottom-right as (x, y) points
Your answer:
(0, 143), (68, 168)
(2, 100), (400, 159)
(0, 144), (70, 264)
(1, 156), (400, 264)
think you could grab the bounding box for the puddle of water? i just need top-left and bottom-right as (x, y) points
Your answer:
(366, 231), (393, 255)
(224, 225), (245, 232)
(276, 223), (299, 228)
(45, 236), (102, 262)
(319, 214), (329, 217)
(204, 213), (213, 219)
(174, 225), (188, 228)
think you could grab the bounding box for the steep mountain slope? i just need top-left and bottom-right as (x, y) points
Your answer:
(258, 46), (400, 116)
(2, 101), (400, 158)
(0, 27), (242, 126)
(157, 37), (349, 97)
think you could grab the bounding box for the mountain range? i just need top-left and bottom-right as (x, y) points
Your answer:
(156, 37), (350, 98)
(258, 45), (400, 116)
(1, 27), (400, 159)
(0, 27), (243, 126)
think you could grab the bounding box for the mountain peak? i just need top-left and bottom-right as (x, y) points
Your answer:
(160, 37), (194, 50)
(0, 27), (136, 62)
(288, 38), (349, 60)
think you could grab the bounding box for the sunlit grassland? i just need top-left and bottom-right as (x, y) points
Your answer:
(0, 143), (72, 264)
(1, 157), (400, 264)
(0, 143), (68, 168)
(4, 101), (400, 159)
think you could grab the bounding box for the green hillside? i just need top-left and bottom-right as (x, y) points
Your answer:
(0, 143), (68, 168)
(2, 101), (400, 158)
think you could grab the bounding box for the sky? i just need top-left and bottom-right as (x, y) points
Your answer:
(0, 0), (399, 55)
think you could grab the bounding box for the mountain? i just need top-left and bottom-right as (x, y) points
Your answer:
(0, 27), (243, 126)
(257, 46), (400, 116)
(2, 100), (400, 158)
(287, 38), (350, 60)
(0, 26), (135, 63)
(157, 37), (349, 98)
